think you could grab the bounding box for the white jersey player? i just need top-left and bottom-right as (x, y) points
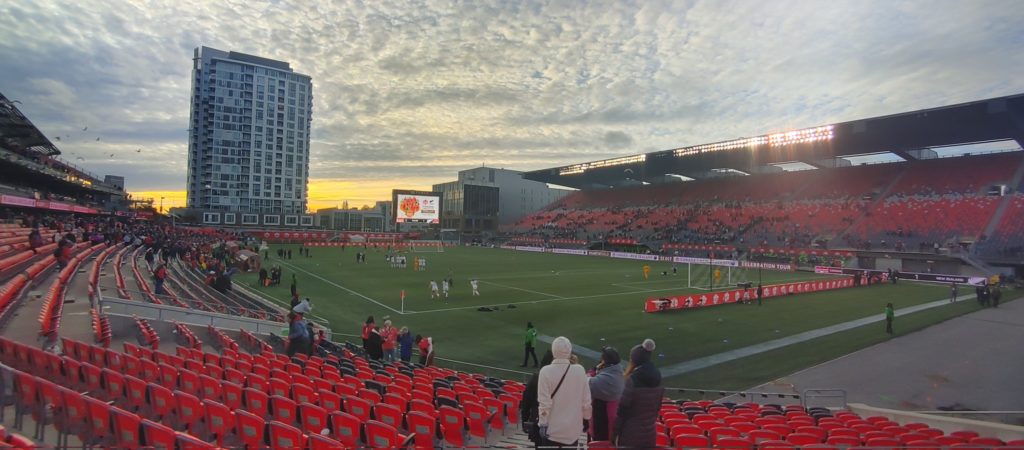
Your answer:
(470, 279), (480, 296)
(442, 280), (450, 299)
(429, 280), (439, 299)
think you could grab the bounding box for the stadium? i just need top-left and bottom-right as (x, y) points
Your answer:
(1, 83), (1022, 447)
(0, 0), (1019, 444)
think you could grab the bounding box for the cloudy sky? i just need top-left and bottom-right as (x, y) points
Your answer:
(2, 0), (1023, 210)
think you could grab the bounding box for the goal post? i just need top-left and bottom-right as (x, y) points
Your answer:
(410, 240), (445, 253)
(686, 260), (750, 290)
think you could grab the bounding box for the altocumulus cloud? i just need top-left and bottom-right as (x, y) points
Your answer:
(0, 0), (1022, 195)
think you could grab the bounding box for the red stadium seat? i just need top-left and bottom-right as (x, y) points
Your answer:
(269, 395), (298, 425)
(365, 419), (412, 449)
(328, 411), (362, 448)
(673, 433), (710, 448)
(437, 406), (466, 448)
(203, 399), (234, 446)
(299, 403), (329, 435)
(344, 395), (372, 422)
(141, 418), (176, 450)
(308, 433), (344, 450)
(234, 409), (266, 449)
(373, 402), (404, 430)
(173, 390), (203, 432)
(406, 410), (438, 449)
(110, 406), (142, 449)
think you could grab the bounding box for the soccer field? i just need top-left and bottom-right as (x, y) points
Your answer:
(237, 244), (976, 389)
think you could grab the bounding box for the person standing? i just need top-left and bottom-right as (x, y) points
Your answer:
(367, 327), (384, 360)
(588, 347), (625, 442)
(398, 327), (414, 362)
(415, 335), (434, 366)
(992, 285), (1001, 308)
(521, 350), (554, 448)
(153, 263), (168, 296)
(950, 282), (958, 303)
(538, 336), (591, 448)
(471, 278), (480, 296)
(613, 339), (664, 448)
(885, 303), (895, 335)
(381, 320), (398, 362)
(361, 316), (375, 353)
(521, 322), (539, 368)
(756, 283), (763, 306)
(286, 312), (310, 357)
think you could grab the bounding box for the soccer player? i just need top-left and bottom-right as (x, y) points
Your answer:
(442, 279), (450, 300)
(642, 264), (651, 280)
(470, 278), (480, 296)
(713, 268), (722, 285)
(429, 280), (439, 299)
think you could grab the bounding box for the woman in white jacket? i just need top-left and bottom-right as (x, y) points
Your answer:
(538, 336), (592, 447)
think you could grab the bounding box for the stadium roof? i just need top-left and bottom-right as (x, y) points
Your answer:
(523, 93), (1024, 189)
(0, 92), (61, 157)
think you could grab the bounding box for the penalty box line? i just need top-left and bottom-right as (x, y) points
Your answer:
(477, 280), (565, 299)
(276, 260), (403, 315)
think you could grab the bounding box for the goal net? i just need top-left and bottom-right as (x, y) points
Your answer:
(687, 261), (750, 290)
(410, 240), (445, 253)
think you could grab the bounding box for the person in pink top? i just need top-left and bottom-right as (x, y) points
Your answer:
(381, 319), (398, 362)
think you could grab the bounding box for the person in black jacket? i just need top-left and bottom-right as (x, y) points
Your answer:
(520, 350), (554, 448)
(613, 339), (664, 448)
(366, 327), (384, 360)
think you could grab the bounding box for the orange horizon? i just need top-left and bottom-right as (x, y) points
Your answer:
(131, 178), (437, 213)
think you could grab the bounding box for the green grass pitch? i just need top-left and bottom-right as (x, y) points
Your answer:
(238, 244), (986, 389)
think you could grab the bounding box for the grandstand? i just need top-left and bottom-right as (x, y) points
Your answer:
(513, 93), (1024, 270)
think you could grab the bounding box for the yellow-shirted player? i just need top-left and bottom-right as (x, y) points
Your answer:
(642, 265), (651, 280)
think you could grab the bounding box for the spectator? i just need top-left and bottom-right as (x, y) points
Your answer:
(153, 263), (168, 296)
(415, 334), (434, 366)
(381, 320), (398, 362)
(398, 327), (413, 363)
(367, 327), (384, 360)
(521, 350), (555, 448)
(588, 347), (624, 442)
(286, 312), (310, 357)
(258, 267), (267, 287)
(538, 336), (591, 448)
(293, 297), (312, 315)
(361, 316), (375, 354)
(28, 227), (43, 250)
(613, 339), (664, 448)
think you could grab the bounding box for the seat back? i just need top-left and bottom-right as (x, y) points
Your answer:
(270, 395), (298, 425)
(365, 420), (403, 449)
(234, 409), (266, 449)
(203, 399), (233, 442)
(174, 390), (203, 431)
(268, 420), (304, 449)
(110, 407), (142, 448)
(308, 433), (344, 450)
(243, 387), (269, 418)
(140, 418), (176, 450)
(344, 395), (372, 422)
(299, 403), (329, 434)
(437, 406), (466, 447)
(329, 411), (361, 447)
(406, 411), (437, 449)
(221, 381), (243, 410)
